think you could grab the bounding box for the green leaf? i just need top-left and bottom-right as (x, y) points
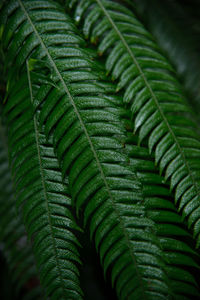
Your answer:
(69, 0), (200, 247)
(125, 132), (200, 299)
(3, 69), (83, 299)
(127, 0), (200, 120)
(0, 1), (174, 299)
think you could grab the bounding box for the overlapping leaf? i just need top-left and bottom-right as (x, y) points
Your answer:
(123, 0), (200, 115)
(2, 69), (83, 299)
(0, 0), (176, 299)
(2, 0), (200, 299)
(125, 132), (200, 300)
(68, 0), (200, 246)
(95, 91), (200, 299)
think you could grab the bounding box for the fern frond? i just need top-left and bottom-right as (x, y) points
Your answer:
(94, 89), (200, 299)
(68, 0), (200, 246)
(0, 120), (44, 299)
(100, 91), (200, 298)
(125, 0), (200, 115)
(126, 133), (200, 299)
(2, 69), (83, 299)
(0, 1), (175, 299)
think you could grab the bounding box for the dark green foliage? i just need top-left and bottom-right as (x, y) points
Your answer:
(0, 0), (200, 299)
(69, 0), (200, 246)
(124, 0), (200, 114)
(0, 121), (44, 299)
(126, 134), (200, 300)
(4, 1), (174, 299)
(3, 71), (83, 299)
(107, 95), (200, 299)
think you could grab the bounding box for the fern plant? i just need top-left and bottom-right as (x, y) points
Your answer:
(0, 0), (200, 299)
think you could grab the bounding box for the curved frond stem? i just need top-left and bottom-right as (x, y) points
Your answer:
(94, 0), (200, 200)
(69, 0), (200, 246)
(26, 60), (66, 296)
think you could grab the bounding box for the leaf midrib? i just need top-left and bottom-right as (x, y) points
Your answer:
(18, 0), (146, 296)
(26, 59), (66, 296)
(95, 0), (200, 198)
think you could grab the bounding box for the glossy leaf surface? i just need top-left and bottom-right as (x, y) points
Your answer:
(0, 1), (174, 299)
(3, 71), (83, 299)
(69, 0), (200, 246)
